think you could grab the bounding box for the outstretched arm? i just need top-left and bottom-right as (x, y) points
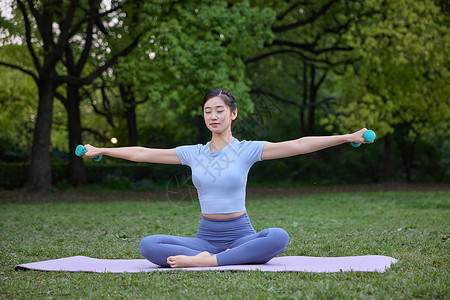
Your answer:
(261, 128), (369, 160)
(82, 144), (181, 164)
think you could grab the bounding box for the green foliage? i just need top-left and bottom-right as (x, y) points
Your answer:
(0, 45), (69, 152)
(1, 0), (448, 184)
(68, 1), (276, 147)
(0, 45), (37, 149)
(111, 1), (275, 143)
(321, 0), (450, 138)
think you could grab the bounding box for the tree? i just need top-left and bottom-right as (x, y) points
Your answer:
(0, 0), (143, 189)
(250, 62), (333, 136)
(246, 0), (372, 136)
(93, 0), (277, 147)
(0, 0), (83, 191)
(321, 0), (450, 180)
(56, 1), (144, 186)
(1, 0), (276, 190)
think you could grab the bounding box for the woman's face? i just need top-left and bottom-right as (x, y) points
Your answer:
(203, 96), (237, 134)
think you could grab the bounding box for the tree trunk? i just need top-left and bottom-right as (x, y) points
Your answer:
(26, 78), (54, 191)
(299, 109), (305, 136)
(384, 134), (394, 182)
(66, 84), (87, 186)
(398, 134), (415, 182)
(125, 106), (138, 146)
(119, 84), (139, 146)
(307, 65), (316, 135)
(301, 62), (308, 135)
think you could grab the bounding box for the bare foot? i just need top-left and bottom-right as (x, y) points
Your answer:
(167, 251), (218, 268)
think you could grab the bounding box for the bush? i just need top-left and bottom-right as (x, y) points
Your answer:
(0, 162), (188, 190)
(0, 137), (29, 162)
(0, 162), (29, 189)
(0, 163), (70, 189)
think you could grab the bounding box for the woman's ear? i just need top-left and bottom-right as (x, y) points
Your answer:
(231, 109), (238, 121)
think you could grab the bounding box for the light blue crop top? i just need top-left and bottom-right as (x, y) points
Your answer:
(176, 138), (266, 214)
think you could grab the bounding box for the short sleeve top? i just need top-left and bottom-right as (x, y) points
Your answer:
(175, 138), (266, 214)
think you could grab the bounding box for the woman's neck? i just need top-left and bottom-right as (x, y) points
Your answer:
(210, 132), (233, 152)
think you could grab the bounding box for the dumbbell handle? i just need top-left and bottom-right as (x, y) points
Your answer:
(75, 144), (102, 162)
(351, 130), (376, 147)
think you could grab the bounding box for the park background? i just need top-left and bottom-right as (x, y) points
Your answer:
(0, 1), (449, 299)
(0, 0), (449, 191)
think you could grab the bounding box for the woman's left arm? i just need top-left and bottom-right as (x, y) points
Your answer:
(261, 128), (369, 160)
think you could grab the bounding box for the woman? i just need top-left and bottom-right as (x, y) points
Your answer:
(82, 88), (370, 268)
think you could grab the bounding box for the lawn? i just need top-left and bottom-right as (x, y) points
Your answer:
(0, 189), (449, 299)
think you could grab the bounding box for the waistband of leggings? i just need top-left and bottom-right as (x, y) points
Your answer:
(200, 212), (249, 223)
(197, 212), (255, 240)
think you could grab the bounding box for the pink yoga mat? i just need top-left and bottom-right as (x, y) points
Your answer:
(15, 255), (397, 273)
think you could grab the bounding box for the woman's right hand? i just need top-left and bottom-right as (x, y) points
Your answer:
(83, 144), (100, 158)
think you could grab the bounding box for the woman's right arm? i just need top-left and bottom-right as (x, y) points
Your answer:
(83, 144), (181, 164)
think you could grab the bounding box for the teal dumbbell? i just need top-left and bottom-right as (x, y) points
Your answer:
(75, 144), (102, 162)
(351, 130), (376, 147)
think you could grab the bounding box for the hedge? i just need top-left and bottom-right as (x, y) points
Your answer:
(0, 152), (379, 190)
(0, 162), (188, 190)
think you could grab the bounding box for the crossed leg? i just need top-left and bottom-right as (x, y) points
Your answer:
(216, 228), (290, 265)
(139, 228), (289, 268)
(139, 235), (218, 268)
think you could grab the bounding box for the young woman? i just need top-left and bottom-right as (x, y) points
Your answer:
(82, 88), (370, 268)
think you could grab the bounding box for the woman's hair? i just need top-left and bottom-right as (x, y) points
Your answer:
(202, 88), (237, 112)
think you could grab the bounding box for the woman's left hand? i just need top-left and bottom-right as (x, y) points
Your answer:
(349, 128), (368, 144)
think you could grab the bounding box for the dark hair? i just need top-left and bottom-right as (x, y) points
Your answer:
(202, 88), (237, 112)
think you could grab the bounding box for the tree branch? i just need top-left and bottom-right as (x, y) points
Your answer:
(251, 89), (335, 110)
(270, 39), (353, 54)
(17, 0), (41, 70)
(246, 49), (320, 65)
(0, 61), (38, 83)
(68, 3), (122, 39)
(81, 127), (108, 142)
(82, 85), (116, 128)
(314, 69), (328, 91)
(245, 49), (354, 66)
(56, 33), (141, 86)
(75, 18), (95, 74)
(37, 0), (57, 51)
(313, 10), (375, 43)
(100, 83), (112, 113)
(54, 91), (68, 109)
(272, 0), (340, 32)
(24, 0), (41, 30)
(276, 2), (310, 21)
(55, 0), (80, 54)
(136, 97), (149, 105)
(78, 34), (142, 85)
(64, 42), (76, 71)
(251, 89), (301, 108)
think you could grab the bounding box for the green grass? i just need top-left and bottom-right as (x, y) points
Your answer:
(0, 189), (449, 299)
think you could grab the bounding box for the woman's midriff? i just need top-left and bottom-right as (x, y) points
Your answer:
(202, 211), (246, 220)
